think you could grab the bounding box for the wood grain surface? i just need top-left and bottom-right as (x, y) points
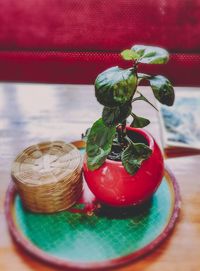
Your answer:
(0, 83), (200, 271)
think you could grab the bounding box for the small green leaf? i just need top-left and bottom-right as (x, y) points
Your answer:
(81, 128), (91, 142)
(95, 66), (137, 107)
(121, 142), (152, 175)
(131, 45), (169, 64)
(149, 75), (175, 106)
(121, 49), (140, 60)
(131, 113), (150, 128)
(102, 102), (132, 126)
(102, 106), (120, 126)
(86, 118), (116, 170)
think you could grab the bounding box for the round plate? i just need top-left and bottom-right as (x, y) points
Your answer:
(5, 142), (180, 270)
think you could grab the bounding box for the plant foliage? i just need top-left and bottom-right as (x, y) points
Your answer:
(86, 45), (175, 174)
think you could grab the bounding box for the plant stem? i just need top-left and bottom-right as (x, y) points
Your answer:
(117, 120), (127, 146)
(132, 91), (158, 111)
(117, 62), (137, 148)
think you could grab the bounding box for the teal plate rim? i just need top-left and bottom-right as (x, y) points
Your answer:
(5, 165), (181, 270)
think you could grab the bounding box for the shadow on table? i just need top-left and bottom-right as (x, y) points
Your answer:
(95, 198), (153, 219)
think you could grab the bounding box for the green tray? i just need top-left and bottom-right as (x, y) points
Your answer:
(5, 144), (180, 270)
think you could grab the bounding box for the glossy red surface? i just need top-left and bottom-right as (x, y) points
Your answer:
(83, 127), (164, 206)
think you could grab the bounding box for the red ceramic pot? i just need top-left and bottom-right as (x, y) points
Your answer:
(83, 127), (164, 207)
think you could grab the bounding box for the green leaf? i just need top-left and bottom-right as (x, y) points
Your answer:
(102, 106), (120, 126)
(102, 102), (132, 126)
(136, 73), (174, 107)
(131, 45), (169, 64)
(149, 75), (175, 106)
(121, 49), (140, 60)
(131, 113), (150, 128)
(95, 66), (137, 107)
(121, 142), (152, 175)
(86, 118), (116, 170)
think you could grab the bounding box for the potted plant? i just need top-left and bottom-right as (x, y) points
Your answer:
(83, 45), (175, 207)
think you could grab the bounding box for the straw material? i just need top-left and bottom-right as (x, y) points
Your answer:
(11, 141), (83, 213)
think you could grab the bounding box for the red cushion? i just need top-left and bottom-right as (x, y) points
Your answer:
(0, 0), (200, 85)
(1, 0), (200, 52)
(0, 51), (198, 86)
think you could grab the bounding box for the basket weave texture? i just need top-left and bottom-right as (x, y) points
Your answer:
(11, 141), (83, 213)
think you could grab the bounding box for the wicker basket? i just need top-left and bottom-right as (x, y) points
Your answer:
(11, 141), (83, 213)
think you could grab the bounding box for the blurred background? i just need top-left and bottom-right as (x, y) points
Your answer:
(0, 0), (200, 86)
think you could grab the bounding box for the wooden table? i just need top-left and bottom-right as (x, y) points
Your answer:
(0, 83), (200, 271)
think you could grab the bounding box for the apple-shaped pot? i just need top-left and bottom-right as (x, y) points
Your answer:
(83, 127), (164, 207)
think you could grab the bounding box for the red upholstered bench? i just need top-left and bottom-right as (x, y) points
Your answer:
(0, 0), (200, 85)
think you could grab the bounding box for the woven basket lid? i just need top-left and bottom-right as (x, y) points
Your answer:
(11, 141), (82, 186)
